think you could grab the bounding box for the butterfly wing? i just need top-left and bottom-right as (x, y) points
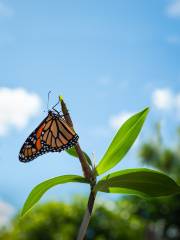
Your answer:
(19, 112), (78, 162)
(19, 114), (52, 162)
(41, 114), (79, 152)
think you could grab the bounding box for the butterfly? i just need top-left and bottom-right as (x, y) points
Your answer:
(19, 110), (79, 162)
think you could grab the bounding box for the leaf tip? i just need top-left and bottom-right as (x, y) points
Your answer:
(141, 107), (150, 119)
(143, 107), (150, 114)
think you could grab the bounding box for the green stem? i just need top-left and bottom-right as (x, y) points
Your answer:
(59, 96), (97, 239)
(59, 96), (93, 181)
(77, 190), (97, 240)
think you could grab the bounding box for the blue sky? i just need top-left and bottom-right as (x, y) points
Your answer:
(0, 0), (180, 222)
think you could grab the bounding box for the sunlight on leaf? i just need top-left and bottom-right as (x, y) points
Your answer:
(95, 168), (180, 197)
(21, 175), (89, 217)
(96, 108), (149, 175)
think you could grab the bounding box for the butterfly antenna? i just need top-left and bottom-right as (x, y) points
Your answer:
(52, 101), (61, 115)
(52, 101), (59, 109)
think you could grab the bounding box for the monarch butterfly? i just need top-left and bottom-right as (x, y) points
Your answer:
(19, 110), (79, 162)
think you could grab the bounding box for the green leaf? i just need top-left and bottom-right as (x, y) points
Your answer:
(66, 147), (92, 166)
(96, 108), (149, 175)
(95, 168), (180, 197)
(21, 175), (89, 217)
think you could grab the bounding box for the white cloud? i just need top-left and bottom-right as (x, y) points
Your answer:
(109, 111), (133, 130)
(166, 0), (180, 18)
(152, 88), (180, 118)
(0, 200), (15, 227)
(0, 87), (42, 136)
(0, 2), (13, 17)
(152, 88), (174, 110)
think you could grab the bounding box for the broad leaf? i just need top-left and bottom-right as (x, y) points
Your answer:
(66, 147), (92, 166)
(95, 168), (180, 197)
(96, 108), (149, 175)
(21, 175), (89, 217)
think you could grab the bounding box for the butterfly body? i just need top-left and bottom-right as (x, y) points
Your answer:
(19, 110), (78, 162)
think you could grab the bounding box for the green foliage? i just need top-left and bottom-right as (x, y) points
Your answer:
(95, 168), (180, 197)
(0, 198), (145, 240)
(2, 118), (180, 239)
(129, 125), (180, 239)
(21, 175), (88, 217)
(21, 107), (180, 219)
(96, 108), (149, 175)
(139, 125), (180, 182)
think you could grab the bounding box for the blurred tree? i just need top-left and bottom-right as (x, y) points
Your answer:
(128, 123), (180, 240)
(139, 123), (180, 181)
(0, 197), (145, 240)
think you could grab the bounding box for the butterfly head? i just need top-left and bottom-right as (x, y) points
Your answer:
(48, 110), (56, 116)
(48, 110), (53, 114)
